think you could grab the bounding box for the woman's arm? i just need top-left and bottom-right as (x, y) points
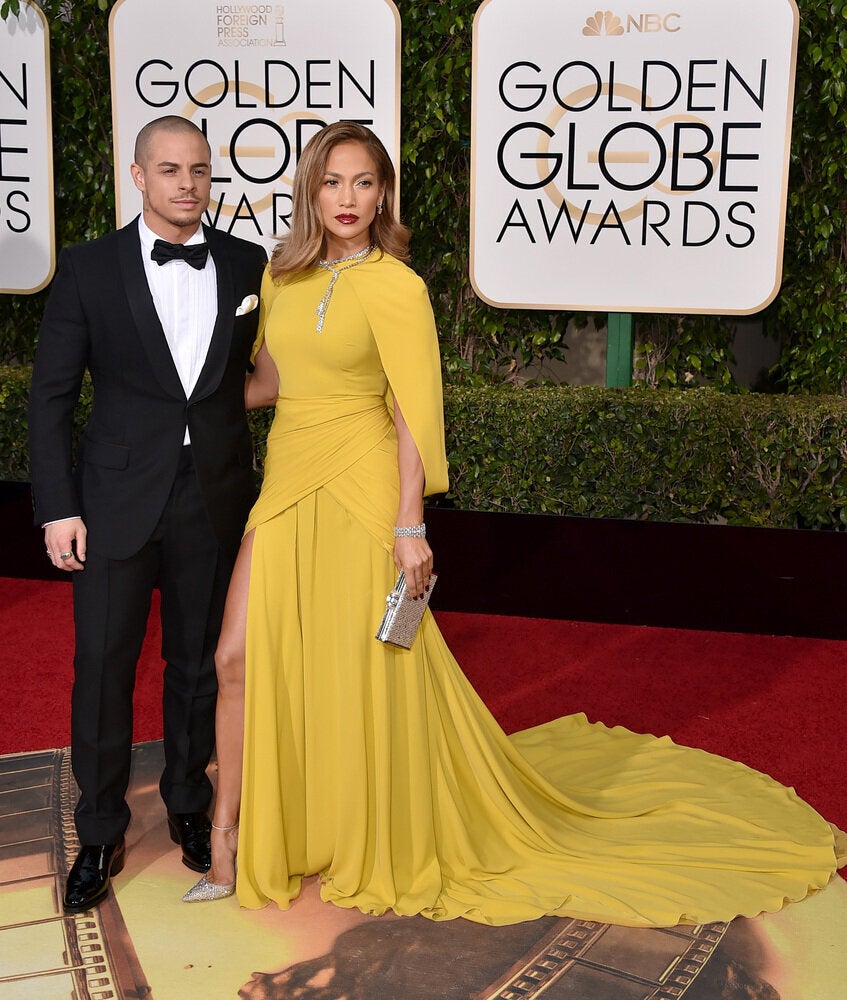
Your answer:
(393, 398), (433, 599)
(245, 342), (279, 410)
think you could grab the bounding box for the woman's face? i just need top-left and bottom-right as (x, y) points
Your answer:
(317, 141), (385, 261)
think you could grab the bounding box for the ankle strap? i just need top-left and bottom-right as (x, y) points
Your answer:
(211, 821), (239, 831)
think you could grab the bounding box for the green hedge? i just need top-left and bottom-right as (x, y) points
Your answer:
(437, 385), (847, 529)
(5, 365), (844, 530)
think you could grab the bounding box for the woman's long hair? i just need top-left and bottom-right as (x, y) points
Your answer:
(270, 122), (410, 280)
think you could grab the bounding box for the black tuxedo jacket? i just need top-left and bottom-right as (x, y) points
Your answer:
(28, 219), (268, 560)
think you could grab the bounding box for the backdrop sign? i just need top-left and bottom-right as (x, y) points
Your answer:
(109, 0), (400, 249)
(0, 1), (54, 295)
(471, 0), (799, 314)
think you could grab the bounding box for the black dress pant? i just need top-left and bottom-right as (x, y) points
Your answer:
(70, 447), (235, 843)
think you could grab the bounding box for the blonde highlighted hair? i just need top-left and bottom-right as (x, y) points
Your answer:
(270, 122), (410, 280)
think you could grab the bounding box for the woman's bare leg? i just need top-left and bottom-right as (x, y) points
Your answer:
(205, 528), (254, 887)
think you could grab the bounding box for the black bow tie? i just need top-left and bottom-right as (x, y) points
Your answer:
(151, 239), (209, 270)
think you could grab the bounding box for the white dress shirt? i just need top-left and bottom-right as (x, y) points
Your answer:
(138, 216), (218, 444)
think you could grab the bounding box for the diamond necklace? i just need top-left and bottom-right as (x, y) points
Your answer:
(315, 244), (375, 332)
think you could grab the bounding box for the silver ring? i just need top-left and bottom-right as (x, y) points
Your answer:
(60, 551), (73, 560)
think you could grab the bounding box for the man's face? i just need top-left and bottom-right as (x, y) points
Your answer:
(130, 129), (211, 242)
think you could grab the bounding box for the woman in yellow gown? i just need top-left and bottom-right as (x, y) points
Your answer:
(184, 122), (845, 926)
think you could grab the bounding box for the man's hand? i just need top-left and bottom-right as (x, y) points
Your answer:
(44, 517), (87, 572)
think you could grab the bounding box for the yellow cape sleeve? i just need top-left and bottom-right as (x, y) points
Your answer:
(349, 254), (449, 496)
(250, 264), (284, 365)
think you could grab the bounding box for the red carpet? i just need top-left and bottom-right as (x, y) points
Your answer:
(1, 576), (844, 833)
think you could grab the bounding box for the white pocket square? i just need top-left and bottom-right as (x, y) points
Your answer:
(235, 294), (259, 316)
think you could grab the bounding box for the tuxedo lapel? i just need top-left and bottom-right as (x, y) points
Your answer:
(189, 225), (235, 404)
(118, 222), (186, 400)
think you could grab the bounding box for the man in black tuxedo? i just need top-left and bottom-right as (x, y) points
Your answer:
(28, 116), (267, 912)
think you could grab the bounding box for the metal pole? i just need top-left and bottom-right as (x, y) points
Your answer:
(605, 313), (634, 387)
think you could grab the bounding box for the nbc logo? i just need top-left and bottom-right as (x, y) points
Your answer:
(583, 10), (681, 34)
(583, 10), (624, 35)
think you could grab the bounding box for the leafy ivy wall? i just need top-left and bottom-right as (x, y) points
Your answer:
(1, 0), (846, 393)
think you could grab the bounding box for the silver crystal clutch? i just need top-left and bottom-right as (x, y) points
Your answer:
(375, 572), (437, 649)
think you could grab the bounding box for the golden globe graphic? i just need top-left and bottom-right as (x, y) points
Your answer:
(109, 0), (400, 252)
(471, 0), (799, 314)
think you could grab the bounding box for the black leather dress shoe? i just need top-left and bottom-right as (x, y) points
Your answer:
(63, 840), (126, 913)
(167, 812), (212, 872)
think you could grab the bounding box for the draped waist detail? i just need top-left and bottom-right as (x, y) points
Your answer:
(246, 395), (393, 531)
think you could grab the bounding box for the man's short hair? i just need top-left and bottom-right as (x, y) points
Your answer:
(133, 116), (211, 166)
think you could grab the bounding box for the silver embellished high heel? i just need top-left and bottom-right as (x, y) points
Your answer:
(182, 822), (238, 903)
(182, 872), (235, 902)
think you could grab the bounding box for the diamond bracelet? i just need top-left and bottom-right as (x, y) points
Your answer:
(394, 523), (426, 538)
